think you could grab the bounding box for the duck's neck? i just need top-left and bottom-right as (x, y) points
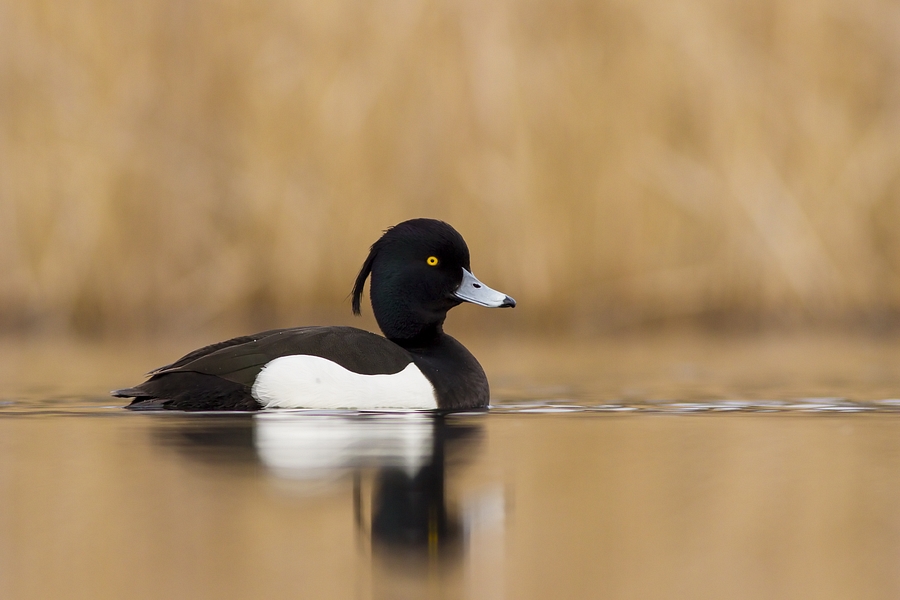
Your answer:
(371, 287), (451, 346)
(385, 321), (444, 349)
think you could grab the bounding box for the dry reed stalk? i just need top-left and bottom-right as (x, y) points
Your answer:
(1, 0), (899, 335)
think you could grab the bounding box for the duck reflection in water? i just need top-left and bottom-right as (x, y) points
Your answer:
(154, 412), (486, 565)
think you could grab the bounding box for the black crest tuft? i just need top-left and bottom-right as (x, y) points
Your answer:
(351, 238), (380, 315)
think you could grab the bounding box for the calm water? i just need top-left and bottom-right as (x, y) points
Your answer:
(3, 333), (900, 599)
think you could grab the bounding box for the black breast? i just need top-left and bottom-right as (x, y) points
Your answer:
(406, 334), (490, 410)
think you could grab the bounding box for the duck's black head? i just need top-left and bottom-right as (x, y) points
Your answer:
(352, 219), (515, 343)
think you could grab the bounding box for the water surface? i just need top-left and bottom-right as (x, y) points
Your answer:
(3, 333), (900, 599)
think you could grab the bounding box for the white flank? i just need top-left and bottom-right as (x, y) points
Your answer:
(251, 354), (437, 409)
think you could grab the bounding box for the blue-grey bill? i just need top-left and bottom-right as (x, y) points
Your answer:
(454, 268), (516, 308)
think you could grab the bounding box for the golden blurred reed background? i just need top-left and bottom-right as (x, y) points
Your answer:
(1, 0), (900, 337)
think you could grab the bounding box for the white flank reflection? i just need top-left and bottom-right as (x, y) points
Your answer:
(253, 412), (436, 479)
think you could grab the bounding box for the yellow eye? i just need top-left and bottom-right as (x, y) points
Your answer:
(426, 256), (439, 266)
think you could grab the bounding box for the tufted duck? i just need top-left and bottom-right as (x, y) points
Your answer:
(112, 219), (515, 411)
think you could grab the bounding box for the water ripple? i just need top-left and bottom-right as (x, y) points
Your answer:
(489, 397), (900, 414)
(3, 395), (900, 416)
